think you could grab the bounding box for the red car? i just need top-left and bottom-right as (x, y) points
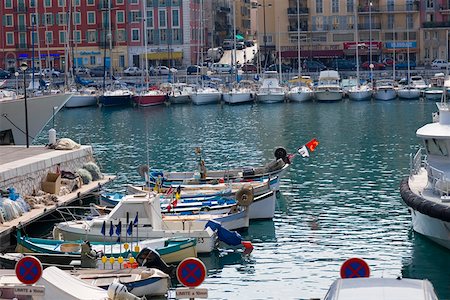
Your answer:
(361, 61), (386, 70)
(241, 64), (257, 73)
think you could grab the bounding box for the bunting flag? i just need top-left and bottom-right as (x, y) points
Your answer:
(115, 220), (122, 236)
(109, 221), (114, 237)
(297, 145), (310, 158)
(101, 221), (106, 236)
(127, 221), (133, 236)
(165, 186), (174, 196)
(305, 138), (319, 152)
(172, 198), (178, 208)
(133, 212), (138, 226)
(166, 204), (172, 212)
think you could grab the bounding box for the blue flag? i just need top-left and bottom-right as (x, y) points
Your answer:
(127, 221), (133, 236)
(116, 236), (121, 243)
(133, 212), (138, 226)
(101, 221), (106, 236)
(109, 221), (114, 237)
(115, 220), (122, 236)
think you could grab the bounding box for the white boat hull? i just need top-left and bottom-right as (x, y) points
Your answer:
(411, 209), (450, 249)
(287, 91), (313, 102)
(315, 91), (342, 102)
(222, 92), (254, 104)
(348, 90), (372, 101)
(190, 93), (221, 105)
(257, 93), (285, 103)
(397, 88), (421, 99)
(248, 191), (276, 219)
(424, 91), (443, 101)
(373, 89), (397, 101)
(65, 94), (97, 108)
(169, 94), (190, 104)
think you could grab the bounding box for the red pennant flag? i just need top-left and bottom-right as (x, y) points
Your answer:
(305, 138), (319, 152)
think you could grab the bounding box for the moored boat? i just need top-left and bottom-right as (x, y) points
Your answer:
(314, 70), (343, 102)
(133, 87), (167, 107)
(65, 88), (98, 108)
(190, 87), (221, 105)
(98, 83), (133, 107)
(373, 79), (397, 101)
(287, 76), (314, 102)
(256, 71), (286, 103)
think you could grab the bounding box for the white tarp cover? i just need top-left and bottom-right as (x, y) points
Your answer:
(36, 266), (109, 300)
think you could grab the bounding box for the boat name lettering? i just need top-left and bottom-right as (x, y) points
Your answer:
(14, 286), (45, 296)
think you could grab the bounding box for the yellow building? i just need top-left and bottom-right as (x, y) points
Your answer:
(235, 0), (252, 36)
(256, 0), (423, 67)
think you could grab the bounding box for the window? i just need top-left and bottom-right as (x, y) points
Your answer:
(316, 0), (323, 14)
(45, 31), (53, 44)
(407, 14), (413, 29)
(332, 0), (339, 13)
(172, 28), (181, 42)
(116, 0), (123, 4)
(4, 0), (12, 8)
(18, 14), (26, 26)
(29, 0), (35, 8)
(119, 55), (125, 68)
(406, 0), (414, 10)
(159, 0), (166, 5)
(74, 12), (81, 25)
(172, 8), (179, 27)
(74, 30), (81, 43)
(4, 15), (13, 26)
(147, 29), (154, 43)
(116, 11), (124, 23)
(387, 0), (394, 11)
(87, 11), (95, 24)
(87, 0), (94, 4)
(172, 0), (179, 4)
(130, 0), (137, 3)
(19, 32), (26, 45)
(59, 31), (66, 44)
(117, 29), (126, 41)
(387, 15), (394, 29)
(130, 11), (141, 23)
(160, 29), (167, 42)
(45, 13), (54, 25)
(131, 29), (140, 41)
(147, 10), (153, 28)
(346, 0), (353, 12)
(425, 48), (430, 59)
(425, 139), (448, 157)
(6, 32), (14, 45)
(159, 9), (166, 28)
(44, 0), (51, 7)
(30, 31), (38, 44)
(58, 13), (66, 25)
(73, 0), (80, 6)
(426, 0), (433, 8)
(90, 56), (96, 65)
(87, 30), (97, 42)
(58, 0), (65, 7)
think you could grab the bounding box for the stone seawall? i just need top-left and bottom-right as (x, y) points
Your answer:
(0, 146), (95, 196)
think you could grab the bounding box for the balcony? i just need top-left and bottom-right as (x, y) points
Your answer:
(16, 5), (27, 12)
(359, 3), (419, 13)
(439, 6), (450, 15)
(287, 7), (309, 16)
(16, 24), (27, 31)
(358, 23), (382, 30)
(16, 43), (28, 49)
(288, 25), (308, 32)
(98, 1), (110, 10)
(423, 21), (450, 28)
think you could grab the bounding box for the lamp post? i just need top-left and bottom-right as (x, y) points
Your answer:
(20, 62), (29, 148)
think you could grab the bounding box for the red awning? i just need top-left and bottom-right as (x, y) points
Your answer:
(281, 50), (344, 59)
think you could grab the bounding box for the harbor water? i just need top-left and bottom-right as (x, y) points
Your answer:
(37, 100), (450, 299)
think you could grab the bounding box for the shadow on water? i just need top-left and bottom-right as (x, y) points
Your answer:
(402, 232), (450, 300)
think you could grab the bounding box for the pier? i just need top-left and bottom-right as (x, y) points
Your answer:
(0, 146), (114, 251)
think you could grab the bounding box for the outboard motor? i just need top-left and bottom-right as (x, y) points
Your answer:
(107, 282), (145, 300)
(136, 247), (176, 277)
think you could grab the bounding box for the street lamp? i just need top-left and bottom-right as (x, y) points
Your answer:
(259, 1), (272, 68)
(20, 62), (29, 148)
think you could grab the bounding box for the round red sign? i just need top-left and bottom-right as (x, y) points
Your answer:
(340, 257), (370, 279)
(176, 257), (207, 288)
(15, 256), (43, 285)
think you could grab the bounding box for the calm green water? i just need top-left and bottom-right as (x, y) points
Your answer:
(37, 100), (450, 299)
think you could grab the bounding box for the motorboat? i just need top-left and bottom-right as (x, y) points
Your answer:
(373, 79), (397, 101)
(287, 76), (314, 102)
(53, 193), (250, 253)
(424, 73), (445, 101)
(323, 278), (438, 300)
(347, 84), (373, 101)
(340, 78), (358, 97)
(314, 70), (343, 102)
(410, 75), (428, 90)
(397, 85), (421, 100)
(133, 87), (167, 107)
(222, 81), (255, 104)
(0, 91), (72, 145)
(167, 83), (193, 104)
(65, 87), (98, 108)
(256, 71), (286, 103)
(98, 82), (133, 107)
(190, 87), (221, 105)
(400, 99), (450, 249)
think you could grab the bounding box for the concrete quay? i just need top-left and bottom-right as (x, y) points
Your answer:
(0, 146), (114, 251)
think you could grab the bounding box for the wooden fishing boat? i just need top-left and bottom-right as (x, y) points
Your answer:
(16, 231), (197, 264)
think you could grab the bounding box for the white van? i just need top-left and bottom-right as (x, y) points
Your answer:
(431, 59), (450, 69)
(210, 63), (233, 74)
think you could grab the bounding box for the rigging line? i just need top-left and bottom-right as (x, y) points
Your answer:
(1, 114), (35, 140)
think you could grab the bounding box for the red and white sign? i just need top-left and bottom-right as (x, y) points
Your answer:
(176, 258), (207, 288)
(15, 256), (43, 285)
(340, 257), (370, 279)
(343, 41), (382, 50)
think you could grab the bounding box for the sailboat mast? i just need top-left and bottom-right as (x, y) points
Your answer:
(232, 0), (237, 82)
(142, 0), (149, 90)
(354, 0), (359, 87)
(297, 0), (301, 78)
(277, 17), (281, 82)
(200, 0), (204, 88)
(406, 12), (410, 86)
(108, 0), (113, 80)
(35, 0), (42, 74)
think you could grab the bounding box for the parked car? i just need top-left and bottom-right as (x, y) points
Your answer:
(267, 64), (292, 73)
(90, 66), (109, 77)
(382, 57), (394, 67)
(210, 63), (233, 74)
(0, 69), (11, 79)
(431, 59), (450, 69)
(361, 61), (386, 70)
(123, 66), (144, 76)
(187, 65), (203, 75)
(42, 68), (61, 77)
(302, 60), (326, 72)
(236, 42), (245, 50)
(244, 40), (254, 47)
(241, 63), (258, 73)
(155, 66), (177, 75)
(329, 59), (356, 70)
(395, 60), (416, 70)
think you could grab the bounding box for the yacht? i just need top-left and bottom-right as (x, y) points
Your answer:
(65, 87), (98, 108)
(373, 79), (397, 101)
(400, 98), (450, 249)
(410, 75), (428, 90)
(98, 82), (133, 107)
(256, 71), (286, 103)
(314, 70), (343, 102)
(167, 83), (193, 104)
(0, 91), (72, 145)
(190, 87), (221, 105)
(397, 84), (421, 100)
(133, 88), (167, 107)
(287, 76), (314, 102)
(347, 84), (373, 101)
(222, 81), (255, 104)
